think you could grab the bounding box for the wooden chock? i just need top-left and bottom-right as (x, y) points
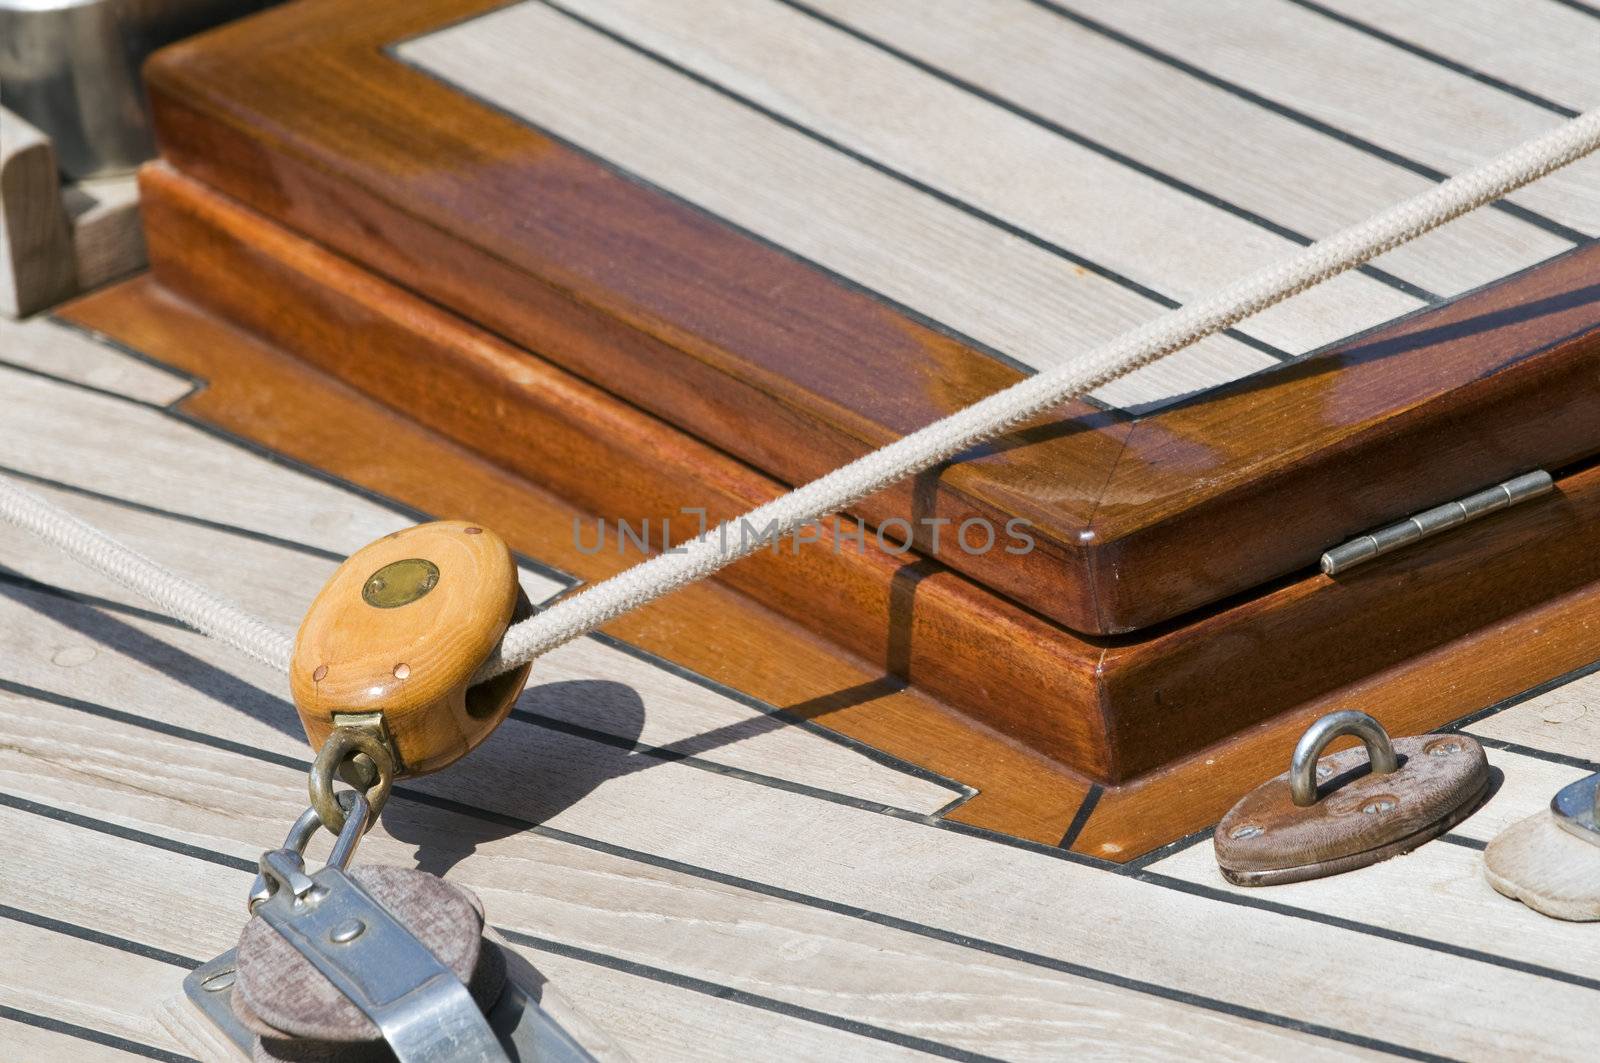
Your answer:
(1484, 772), (1600, 921)
(290, 521), (532, 777)
(1214, 711), (1490, 886)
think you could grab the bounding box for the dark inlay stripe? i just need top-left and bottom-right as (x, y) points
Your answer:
(779, 0), (1439, 304)
(0, 904), (200, 970)
(11, 660), (1598, 1015)
(1025, 0), (1592, 245)
(501, 930), (1003, 1061)
(529, 0), (1296, 363)
(1549, 0), (1600, 18)
(1057, 783), (1103, 849)
(0, 463), (345, 562)
(1135, 870), (1600, 992)
(0, 1005), (195, 1063)
(1283, 0), (1582, 118)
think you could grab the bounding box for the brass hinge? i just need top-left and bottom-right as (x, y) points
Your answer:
(1320, 470), (1553, 576)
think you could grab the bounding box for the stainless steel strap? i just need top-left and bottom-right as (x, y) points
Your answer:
(253, 863), (507, 1063)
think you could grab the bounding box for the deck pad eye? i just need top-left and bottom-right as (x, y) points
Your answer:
(1214, 712), (1490, 886)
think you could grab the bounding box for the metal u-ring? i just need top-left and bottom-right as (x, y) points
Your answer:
(1288, 710), (1399, 806)
(247, 790), (371, 913)
(309, 727), (395, 834)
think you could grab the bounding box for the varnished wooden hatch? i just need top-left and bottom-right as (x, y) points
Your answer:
(138, 0), (1600, 638)
(62, 0), (1600, 853)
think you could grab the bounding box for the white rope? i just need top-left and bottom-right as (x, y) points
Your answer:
(0, 475), (296, 671)
(2, 109), (1595, 684)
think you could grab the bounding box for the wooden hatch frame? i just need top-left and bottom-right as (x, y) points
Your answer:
(59, 0), (1600, 860)
(138, 0), (1600, 637)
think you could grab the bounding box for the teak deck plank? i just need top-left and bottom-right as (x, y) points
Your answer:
(1074, 0), (1600, 232)
(1, 694), (1367, 1062)
(5, 811), (945, 1063)
(1149, 844), (1600, 985)
(1447, 750), (1592, 843)
(140, 0), (1600, 636)
(798, 0), (1574, 298)
(0, 316), (192, 406)
(0, 917), (185, 1055)
(4, 631), (1594, 1061)
(1310, 0), (1600, 111)
(0, 1018), (160, 1063)
(1, 611), (1590, 1061)
(1468, 665), (1600, 762)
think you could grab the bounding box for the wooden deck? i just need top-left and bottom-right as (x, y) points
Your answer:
(3, 314), (1597, 1060)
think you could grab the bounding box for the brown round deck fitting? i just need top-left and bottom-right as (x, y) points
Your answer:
(290, 521), (532, 776)
(1214, 712), (1490, 886)
(233, 866), (504, 1048)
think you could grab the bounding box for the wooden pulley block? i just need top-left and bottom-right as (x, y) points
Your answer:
(1214, 710), (1490, 886)
(1484, 772), (1600, 921)
(290, 521), (532, 776)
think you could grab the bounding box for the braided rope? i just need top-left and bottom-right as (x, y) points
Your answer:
(2, 108), (1595, 682)
(0, 474), (295, 671)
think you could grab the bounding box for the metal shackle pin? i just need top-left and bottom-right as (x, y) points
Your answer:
(248, 791), (371, 913)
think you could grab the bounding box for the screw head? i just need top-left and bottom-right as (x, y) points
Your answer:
(1428, 741), (1462, 757)
(201, 970), (236, 992)
(329, 918), (366, 943)
(1362, 797), (1398, 815)
(1229, 824), (1264, 839)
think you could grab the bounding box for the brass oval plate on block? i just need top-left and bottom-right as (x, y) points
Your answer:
(290, 521), (532, 776)
(1214, 711), (1489, 886)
